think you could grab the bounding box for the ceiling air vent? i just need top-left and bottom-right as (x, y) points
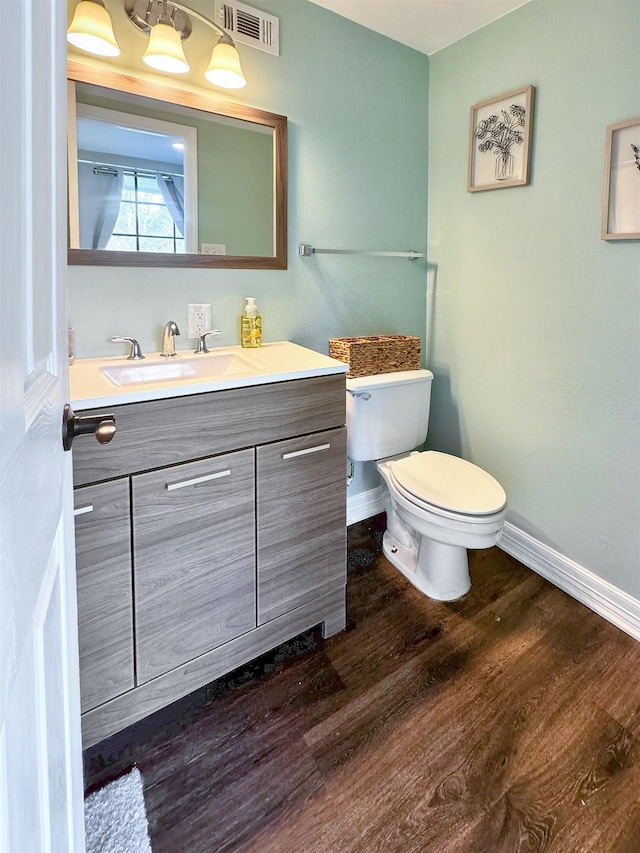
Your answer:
(215, 1), (280, 56)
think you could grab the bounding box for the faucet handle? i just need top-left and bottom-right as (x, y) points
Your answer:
(111, 336), (145, 360)
(194, 330), (221, 354)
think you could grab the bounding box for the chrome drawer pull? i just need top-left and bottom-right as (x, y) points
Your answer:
(73, 504), (94, 517)
(166, 469), (231, 491)
(282, 443), (330, 460)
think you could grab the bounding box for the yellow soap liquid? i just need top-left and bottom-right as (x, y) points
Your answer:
(241, 311), (262, 348)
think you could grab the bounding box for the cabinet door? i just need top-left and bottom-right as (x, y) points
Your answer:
(74, 479), (134, 713)
(133, 450), (255, 683)
(257, 427), (346, 624)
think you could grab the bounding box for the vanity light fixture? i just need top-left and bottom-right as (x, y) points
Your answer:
(203, 32), (246, 89)
(141, 2), (191, 73)
(67, 0), (121, 57)
(67, 0), (247, 89)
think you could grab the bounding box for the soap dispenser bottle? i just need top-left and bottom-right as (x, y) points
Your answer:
(241, 297), (262, 348)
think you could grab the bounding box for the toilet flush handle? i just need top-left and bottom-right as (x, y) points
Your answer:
(348, 390), (371, 400)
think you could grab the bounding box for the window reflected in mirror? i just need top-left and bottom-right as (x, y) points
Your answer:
(109, 171), (186, 254)
(74, 103), (195, 253)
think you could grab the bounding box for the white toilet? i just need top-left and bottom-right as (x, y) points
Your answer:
(346, 369), (507, 601)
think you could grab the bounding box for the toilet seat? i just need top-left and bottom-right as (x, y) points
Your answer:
(389, 451), (506, 517)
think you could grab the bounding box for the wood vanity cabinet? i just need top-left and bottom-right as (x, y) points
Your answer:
(72, 374), (347, 748)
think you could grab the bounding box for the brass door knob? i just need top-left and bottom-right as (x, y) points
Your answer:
(95, 419), (117, 444)
(62, 404), (117, 451)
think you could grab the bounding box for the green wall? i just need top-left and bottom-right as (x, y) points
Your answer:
(196, 121), (273, 256)
(427, 0), (640, 596)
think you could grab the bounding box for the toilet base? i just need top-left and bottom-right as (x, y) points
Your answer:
(382, 530), (471, 602)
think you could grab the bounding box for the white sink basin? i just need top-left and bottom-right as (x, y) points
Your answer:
(101, 352), (255, 387)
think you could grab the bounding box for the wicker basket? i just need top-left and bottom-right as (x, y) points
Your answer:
(328, 335), (421, 378)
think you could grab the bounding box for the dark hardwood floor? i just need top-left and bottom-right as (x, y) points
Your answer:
(84, 517), (640, 852)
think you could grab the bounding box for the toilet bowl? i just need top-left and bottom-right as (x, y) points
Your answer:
(346, 369), (507, 601)
(377, 451), (506, 601)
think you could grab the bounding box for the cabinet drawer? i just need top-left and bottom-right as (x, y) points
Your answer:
(74, 479), (134, 712)
(133, 449), (256, 683)
(257, 427), (346, 623)
(73, 374), (345, 486)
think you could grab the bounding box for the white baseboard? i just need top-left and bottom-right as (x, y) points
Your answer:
(347, 486), (384, 527)
(499, 521), (640, 643)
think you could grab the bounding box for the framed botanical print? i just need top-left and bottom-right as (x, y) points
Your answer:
(468, 85), (535, 192)
(601, 116), (640, 240)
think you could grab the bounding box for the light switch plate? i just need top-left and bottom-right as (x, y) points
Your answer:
(201, 243), (227, 255)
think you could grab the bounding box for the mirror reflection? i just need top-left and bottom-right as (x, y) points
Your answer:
(70, 82), (274, 257)
(66, 62), (287, 269)
(75, 100), (194, 253)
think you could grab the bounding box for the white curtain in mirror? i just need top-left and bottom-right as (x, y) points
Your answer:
(78, 163), (123, 249)
(156, 173), (185, 237)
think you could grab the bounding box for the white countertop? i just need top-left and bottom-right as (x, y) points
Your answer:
(70, 341), (348, 409)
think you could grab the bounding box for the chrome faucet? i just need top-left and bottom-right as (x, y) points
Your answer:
(161, 321), (180, 357)
(111, 336), (145, 360)
(194, 329), (221, 354)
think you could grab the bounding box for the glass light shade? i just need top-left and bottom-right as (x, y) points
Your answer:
(67, 0), (121, 57)
(204, 39), (246, 89)
(143, 22), (190, 74)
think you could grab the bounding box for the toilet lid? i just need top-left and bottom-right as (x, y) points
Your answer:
(390, 451), (506, 516)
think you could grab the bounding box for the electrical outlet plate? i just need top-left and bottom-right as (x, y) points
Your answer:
(187, 303), (212, 338)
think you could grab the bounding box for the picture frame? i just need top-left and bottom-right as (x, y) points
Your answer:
(601, 116), (640, 240)
(468, 85), (535, 192)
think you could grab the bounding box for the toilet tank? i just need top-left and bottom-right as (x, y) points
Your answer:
(346, 369), (433, 461)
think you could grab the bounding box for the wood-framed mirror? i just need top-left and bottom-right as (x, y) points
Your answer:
(67, 60), (287, 269)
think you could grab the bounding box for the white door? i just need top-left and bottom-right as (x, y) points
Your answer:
(0, 1), (85, 850)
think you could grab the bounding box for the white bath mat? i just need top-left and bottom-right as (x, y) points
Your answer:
(84, 767), (152, 853)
